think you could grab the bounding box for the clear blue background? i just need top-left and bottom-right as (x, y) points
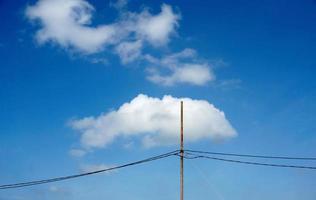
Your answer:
(0, 0), (316, 199)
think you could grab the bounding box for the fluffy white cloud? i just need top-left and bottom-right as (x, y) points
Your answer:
(26, 0), (118, 53)
(135, 4), (180, 46)
(26, 0), (179, 54)
(70, 94), (237, 149)
(146, 48), (215, 86)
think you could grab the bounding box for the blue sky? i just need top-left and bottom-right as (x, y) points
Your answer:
(1, 0), (316, 199)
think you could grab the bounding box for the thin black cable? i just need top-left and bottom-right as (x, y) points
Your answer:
(185, 149), (316, 160)
(181, 152), (316, 170)
(0, 150), (179, 190)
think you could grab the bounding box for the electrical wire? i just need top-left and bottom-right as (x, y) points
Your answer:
(0, 150), (179, 190)
(2, 148), (316, 190)
(181, 152), (316, 170)
(185, 149), (316, 160)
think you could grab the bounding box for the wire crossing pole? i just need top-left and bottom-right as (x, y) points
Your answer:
(180, 101), (184, 200)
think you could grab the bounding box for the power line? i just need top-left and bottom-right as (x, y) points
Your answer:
(2, 149), (316, 190)
(0, 150), (179, 190)
(181, 152), (316, 170)
(185, 149), (316, 160)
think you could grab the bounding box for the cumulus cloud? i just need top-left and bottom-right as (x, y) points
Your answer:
(26, 0), (118, 53)
(146, 48), (215, 86)
(134, 4), (180, 46)
(26, 0), (179, 54)
(70, 94), (237, 149)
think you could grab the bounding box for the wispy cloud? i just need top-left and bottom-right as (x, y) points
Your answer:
(80, 164), (117, 173)
(145, 48), (215, 86)
(215, 79), (242, 90)
(69, 148), (87, 157)
(115, 40), (143, 64)
(110, 0), (128, 10)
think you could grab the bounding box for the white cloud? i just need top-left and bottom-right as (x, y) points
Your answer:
(26, 0), (179, 54)
(115, 40), (142, 64)
(70, 94), (237, 149)
(49, 186), (61, 192)
(81, 164), (117, 173)
(47, 185), (71, 198)
(148, 63), (214, 86)
(216, 79), (242, 90)
(89, 57), (109, 65)
(26, 0), (228, 87)
(110, 0), (128, 10)
(69, 148), (86, 157)
(145, 48), (215, 86)
(26, 0), (118, 53)
(134, 4), (180, 46)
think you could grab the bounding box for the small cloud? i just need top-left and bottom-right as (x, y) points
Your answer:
(145, 48), (215, 86)
(123, 141), (134, 149)
(48, 185), (59, 192)
(80, 164), (117, 174)
(69, 148), (86, 157)
(134, 4), (180, 46)
(210, 58), (230, 69)
(110, 0), (128, 10)
(147, 63), (214, 86)
(115, 40), (142, 64)
(216, 79), (242, 90)
(90, 57), (109, 65)
(47, 185), (71, 198)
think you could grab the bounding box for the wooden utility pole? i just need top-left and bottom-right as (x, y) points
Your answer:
(180, 101), (184, 200)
